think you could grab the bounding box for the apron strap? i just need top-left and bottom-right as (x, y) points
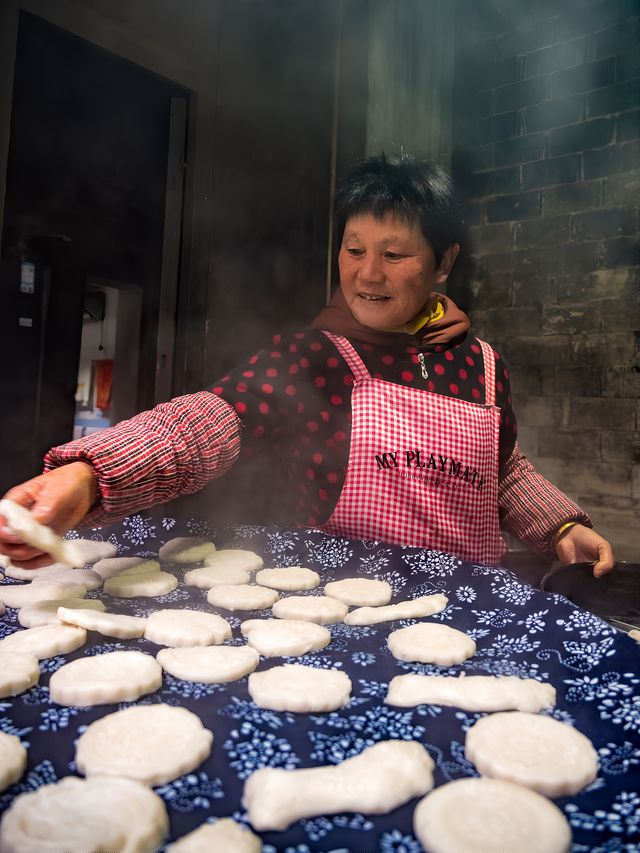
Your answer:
(478, 339), (497, 406)
(321, 331), (372, 382)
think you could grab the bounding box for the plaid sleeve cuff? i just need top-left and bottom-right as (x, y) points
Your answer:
(44, 392), (241, 525)
(498, 441), (591, 560)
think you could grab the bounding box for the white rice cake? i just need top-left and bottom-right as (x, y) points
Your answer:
(0, 776), (168, 853)
(629, 628), (640, 642)
(345, 593), (448, 626)
(76, 704), (213, 786)
(255, 566), (320, 591)
(69, 538), (118, 564)
(203, 549), (263, 571)
(324, 577), (392, 607)
(241, 618), (330, 657)
(465, 711), (599, 797)
(5, 562), (69, 580)
(243, 740), (434, 831)
(168, 818), (261, 853)
(272, 595), (347, 624)
(0, 733), (27, 793)
(57, 607), (146, 639)
(144, 609), (232, 647)
(0, 652), (40, 698)
(413, 777), (572, 853)
(387, 622), (476, 665)
(206, 584), (279, 611)
(93, 556), (160, 580)
(386, 674), (556, 712)
(19, 597), (105, 628)
(104, 571), (177, 598)
(157, 645), (259, 683)
(32, 567), (103, 591)
(0, 499), (83, 568)
(49, 650), (162, 706)
(159, 537), (216, 563)
(0, 581), (87, 609)
(248, 664), (352, 712)
(184, 566), (250, 589)
(0, 623), (87, 659)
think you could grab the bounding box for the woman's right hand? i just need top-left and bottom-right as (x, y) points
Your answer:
(0, 462), (98, 568)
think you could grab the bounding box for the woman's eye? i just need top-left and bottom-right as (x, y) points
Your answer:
(346, 248), (364, 257)
(384, 252), (403, 260)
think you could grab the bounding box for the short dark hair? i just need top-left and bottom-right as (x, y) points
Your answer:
(335, 154), (463, 265)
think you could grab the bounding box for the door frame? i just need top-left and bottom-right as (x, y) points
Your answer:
(0, 0), (220, 394)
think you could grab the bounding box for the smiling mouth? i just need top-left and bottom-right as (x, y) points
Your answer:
(358, 293), (390, 301)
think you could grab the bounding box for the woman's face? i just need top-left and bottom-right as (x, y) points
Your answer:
(338, 213), (457, 330)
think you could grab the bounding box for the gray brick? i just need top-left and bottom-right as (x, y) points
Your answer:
(515, 215), (572, 247)
(573, 208), (637, 240)
(616, 46), (640, 82)
(462, 200), (483, 226)
(473, 112), (520, 145)
(617, 109), (640, 141)
(511, 393), (567, 427)
(589, 23), (640, 60)
(479, 306), (543, 337)
(502, 334), (573, 367)
(494, 133), (548, 166)
(556, 268), (640, 302)
(477, 247), (540, 273)
(571, 331), (639, 365)
(543, 304), (602, 334)
(549, 118), (614, 156)
(604, 171), (640, 206)
(455, 144), (494, 173)
(466, 271), (513, 309)
(584, 141), (640, 177)
(468, 222), (514, 254)
(523, 40), (582, 79)
(486, 191), (541, 222)
(526, 95), (584, 132)
(494, 19), (557, 60)
(492, 77), (547, 114)
(511, 274), (556, 306)
(539, 241), (599, 274)
(536, 426), (601, 458)
(550, 58), (615, 99)
(465, 166), (521, 198)
(543, 181), (603, 214)
(569, 397), (637, 430)
(588, 81), (640, 117)
(523, 155), (581, 189)
(507, 366), (543, 395)
(600, 429), (640, 463)
(603, 367), (640, 399)
(537, 459), (633, 503)
(555, 1), (623, 41)
(601, 236), (640, 267)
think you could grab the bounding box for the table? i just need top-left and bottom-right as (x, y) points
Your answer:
(1, 513), (639, 851)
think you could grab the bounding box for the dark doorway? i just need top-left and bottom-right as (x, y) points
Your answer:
(0, 12), (188, 493)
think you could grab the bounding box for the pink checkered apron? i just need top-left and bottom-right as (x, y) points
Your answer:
(318, 332), (505, 563)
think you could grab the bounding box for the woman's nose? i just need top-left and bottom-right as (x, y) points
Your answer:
(358, 253), (383, 282)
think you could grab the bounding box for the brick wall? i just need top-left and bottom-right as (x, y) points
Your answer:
(452, 0), (640, 558)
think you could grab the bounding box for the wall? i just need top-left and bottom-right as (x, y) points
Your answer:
(453, 0), (640, 557)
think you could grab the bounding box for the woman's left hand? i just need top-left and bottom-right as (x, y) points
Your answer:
(554, 523), (615, 578)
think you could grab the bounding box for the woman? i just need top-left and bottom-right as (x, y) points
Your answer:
(0, 156), (614, 575)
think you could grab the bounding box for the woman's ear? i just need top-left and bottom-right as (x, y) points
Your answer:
(435, 244), (460, 284)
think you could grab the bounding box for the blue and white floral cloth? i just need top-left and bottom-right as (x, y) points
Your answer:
(1, 515), (639, 852)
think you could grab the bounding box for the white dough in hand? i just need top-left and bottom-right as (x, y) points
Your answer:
(241, 618), (331, 657)
(413, 777), (572, 853)
(0, 776), (168, 853)
(243, 740), (434, 831)
(387, 622), (476, 665)
(248, 664), (352, 712)
(0, 499), (83, 568)
(76, 704), (213, 786)
(324, 577), (392, 606)
(144, 609), (232, 647)
(345, 594), (448, 626)
(465, 711), (599, 797)
(49, 650), (162, 706)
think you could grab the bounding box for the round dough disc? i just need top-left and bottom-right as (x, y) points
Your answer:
(104, 571), (178, 598)
(0, 732), (27, 793)
(344, 594), (448, 626)
(57, 607), (147, 640)
(159, 537), (216, 563)
(0, 623), (87, 659)
(465, 711), (599, 797)
(240, 618), (330, 656)
(184, 566), (250, 589)
(157, 645), (260, 683)
(203, 549), (263, 571)
(75, 704), (213, 786)
(168, 818), (261, 853)
(49, 650), (162, 706)
(248, 664), (352, 712)
(255, 567), (320, 591)
(413, 777), (572, 853)
(388, 622), (476, 665)
(0, 581), (87, 609)
(0, 651), (40, 698)
(144, 609), (232, 647)
(19, 597), (105, 628)
(206, 584), (279, 611)
(0, 775), (168, 852)
(93, 556), (160, 580)
(69, 538), (118, 564)
(324, 577), (392, 606)
(32, 567), (103, 591)
(272, 595), (347, 624)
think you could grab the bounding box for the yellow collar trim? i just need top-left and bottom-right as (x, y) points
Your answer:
(386, 299), (445, 335)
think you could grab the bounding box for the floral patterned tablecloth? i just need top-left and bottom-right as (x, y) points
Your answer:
(1, 514), (639, 852)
